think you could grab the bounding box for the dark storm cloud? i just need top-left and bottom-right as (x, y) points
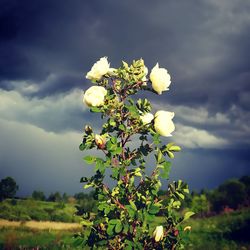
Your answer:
(0, 0), (250, 194)
(0, 0), (249, 112)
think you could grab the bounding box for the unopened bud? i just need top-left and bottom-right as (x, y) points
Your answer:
(84, 125), (92, 134)
(174, 229), (179, 236)
(95, 134), (106, 149)
(184, 226), (192, 232)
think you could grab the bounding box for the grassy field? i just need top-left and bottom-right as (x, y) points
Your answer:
(0, 199), (81, 223)
(182, 209), (250, 250)
(0, 208), (249, 249)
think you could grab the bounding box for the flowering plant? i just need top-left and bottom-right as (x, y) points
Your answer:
(76, 57), (193, 249)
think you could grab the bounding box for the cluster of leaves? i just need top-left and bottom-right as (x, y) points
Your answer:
(77, 59), (193, 249)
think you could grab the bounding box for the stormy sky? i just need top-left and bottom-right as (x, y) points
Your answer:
(0, 0), (250, 196)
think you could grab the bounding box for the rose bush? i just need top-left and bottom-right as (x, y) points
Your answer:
(76, 58), (193, 249)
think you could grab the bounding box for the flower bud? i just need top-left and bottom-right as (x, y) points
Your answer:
(184, 226), (192, 232)
(84, 125), (93, 134)
(95, 134), (106, 149)
(153, 225), (164, 242)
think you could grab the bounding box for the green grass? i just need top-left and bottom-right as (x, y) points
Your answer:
(0, 199), (81, 223)
(182, 208), (250, 250)
(0, 227), (80, 250)
(0, 204), (249, 249)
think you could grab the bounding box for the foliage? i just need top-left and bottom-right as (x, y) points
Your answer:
(0, 227), (81, 250)
(208, 178), (249, 212)
(182, 208), (250, 250)
(0, 209), (249, 250)
(47, 192), (63, 202)
(76, 58), (192, 249)
(0, 177), (19, 201)
(32, 190), (46, 201)
(190, 194), (210, 217)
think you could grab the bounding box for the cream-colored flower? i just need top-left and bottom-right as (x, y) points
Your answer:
(140, 112), (154, 125)
(154, 110), (175, 136)
(153, 225), (164, 242)
(86, 57), (111, 81)
(150, 63), (171, 94)
(83, 86), (107, 107)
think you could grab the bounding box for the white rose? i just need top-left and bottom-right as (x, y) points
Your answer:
(86, 57), (111, 81)
(150, 63), (171, 94)
(140, 112), (154, 125)
(154, 110), (175, 136)
(83, 86), (107, 107)
(153, 225), (164, 242)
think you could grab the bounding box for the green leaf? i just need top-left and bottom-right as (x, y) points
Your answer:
(148, 203), (161, 215)
(80, 177), (88, 183)
(83, 183), (93, 189)
(125, 205), (136, 218)
(90, 106), (102, 113)
(153, 133), (161, 145)
(109, 119), (116, 127)
(115, 221), (123, 233)
(109, 219), (120, 225)
(107, 224), (115, 236)
(169, 145), (181, 152)
(118, 124), (126, 131)
(167, 150), (175, 159)
(95, 158), (105, 173)
(159, 161), (171, 179)
(114, 147), (122, 155)
(83, 155), (96, 164)
(79, 143), (86, 151)
(80, 219), (93, 226)
(129, 200), (137, 211)
(183, 211), (195, 221)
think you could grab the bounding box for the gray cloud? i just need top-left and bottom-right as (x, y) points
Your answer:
(0, 0), (250, 194)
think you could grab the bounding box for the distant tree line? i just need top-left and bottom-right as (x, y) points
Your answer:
(182, 175), (250, 217)
(1, 175), (249, 218)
